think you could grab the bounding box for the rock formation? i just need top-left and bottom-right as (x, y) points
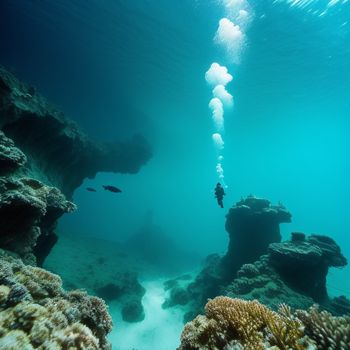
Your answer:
(222, 195), (291, 280)
(269, 232), (347, 303)
(164, 196), (292, 322)
(224, 255), (316, 312)
(95, 272), (146, 323)
(0, 66), (152, 264)
(0, 66), (152, 199)
(164, 196), (348, 324)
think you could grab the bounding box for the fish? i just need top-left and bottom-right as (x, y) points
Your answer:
(103, 185), (122, 193)
(86, 187), (97, 192)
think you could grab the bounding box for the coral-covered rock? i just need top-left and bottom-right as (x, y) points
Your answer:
(0, 252), (112, 349)
(94, 272), (146, 323)
(225, 255), (315, 311)
(0, 149), (75, 264)
(221, 195), (291, 280)
(0, 131), (26, 173)
(269, 233), (347, 303)
(0, 66), (152, 199)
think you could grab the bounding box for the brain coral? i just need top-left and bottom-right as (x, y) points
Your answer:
(0, 252), (112, 349)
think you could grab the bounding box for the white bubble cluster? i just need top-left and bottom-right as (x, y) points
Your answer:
(213, 85), (234, 108)
(209, 98), (224, 131)
(205, 0), (253, 186)
(212, 133), (225, 150)
(215, 18), (245, 64)
(205, 62), (233, 87)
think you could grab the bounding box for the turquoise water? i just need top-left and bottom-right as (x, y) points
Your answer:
(1, 0), (349, 348)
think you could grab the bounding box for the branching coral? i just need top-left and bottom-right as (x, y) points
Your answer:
(179, 297), (314, 350)
(0, 253), (112, 349)
(295, 306), (350, 349)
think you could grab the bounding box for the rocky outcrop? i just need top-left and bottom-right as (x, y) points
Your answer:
(224, 255), (316, 312)
(164, 196), (292, 322)
(0, 131), (75, 265)
(0, 251), (112, 349)
(95, 272), (146, 323)
(269, 233), (347, 303)
(0, 66), (152, 199)
(0, 66), (152, 264)
(224, 232), (348, 315)
(164, 200), (348, 323)
(222, 195), (291, 280)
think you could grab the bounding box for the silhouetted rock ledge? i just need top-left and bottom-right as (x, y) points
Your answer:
(0, 66), (152, 198)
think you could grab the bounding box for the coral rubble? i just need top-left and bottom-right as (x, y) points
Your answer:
(0, 252), (112, 349)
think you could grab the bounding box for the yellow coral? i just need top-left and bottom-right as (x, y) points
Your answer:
(179, 297), (314, 350)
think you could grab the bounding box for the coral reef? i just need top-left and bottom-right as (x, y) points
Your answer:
(0, 252), (112, 349)
(164, 196), (293, 322)
(269, 233), (347, 302)
(222, 195), (291, 279)
(179, 296), (350, 350)
(166, 229), (347, 323)
(0, 66), (152, 199)
(0, 131), (75, 265)
(178, 296), (314, 350)
(0, 65), (152, 264)
(225, 255), (316, 312)
(225, 233), (347, 315)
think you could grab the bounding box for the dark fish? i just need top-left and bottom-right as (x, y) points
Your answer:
(103, 185), (122, 193)
(86, 187), (97, 192)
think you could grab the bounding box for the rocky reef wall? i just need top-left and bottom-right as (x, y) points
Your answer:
(0, 66), (152, 265)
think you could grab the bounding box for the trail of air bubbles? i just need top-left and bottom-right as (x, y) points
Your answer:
(205, 0), (254, 188)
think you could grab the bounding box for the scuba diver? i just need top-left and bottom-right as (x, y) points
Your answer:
(214, 182), (225, 208)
